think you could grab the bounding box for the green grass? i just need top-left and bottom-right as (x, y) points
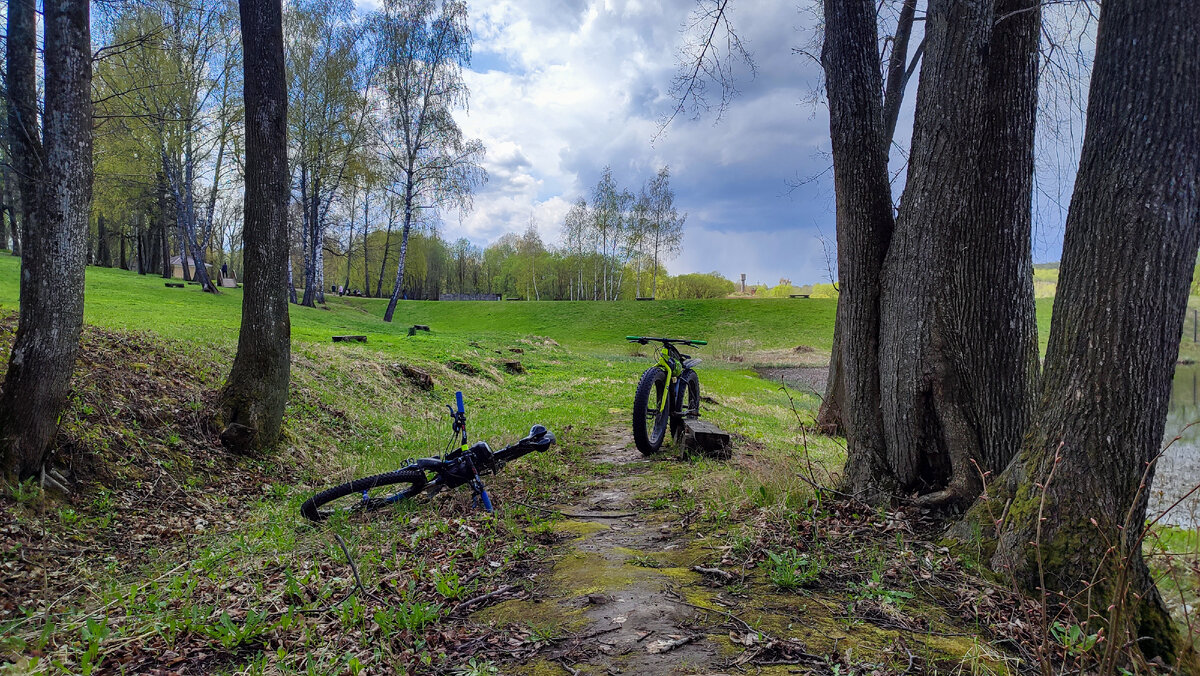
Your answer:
(0, 258), (853, 673)
(0, 256), (836, 356)
(1, 256), (1195, 673)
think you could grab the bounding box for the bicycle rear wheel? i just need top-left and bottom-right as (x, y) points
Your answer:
(670, 369), (701, 441)
(300, 469), (428, 521)
(633, 366), (670, 455)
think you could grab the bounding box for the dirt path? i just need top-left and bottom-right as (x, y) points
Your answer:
(474, 428), (734, 674)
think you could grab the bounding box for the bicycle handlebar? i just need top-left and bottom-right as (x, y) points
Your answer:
(625, 335), (707, 346)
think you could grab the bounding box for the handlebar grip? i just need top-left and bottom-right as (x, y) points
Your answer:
(625, 336), (641, 341)
(455, 391), (465, 414)
(690, 339), (708, 345)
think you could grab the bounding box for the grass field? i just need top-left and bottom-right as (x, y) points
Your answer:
(0, 259), (859, 674)
(0, 256), (1194, 674)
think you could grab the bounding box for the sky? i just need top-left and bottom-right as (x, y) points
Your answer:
(357, 0), (1085, 287)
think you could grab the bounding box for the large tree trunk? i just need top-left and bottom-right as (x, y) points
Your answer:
(865, 0), (1039, 505)
(965, 0), (1199, 662)
(0, 0), (92, 480)
(877, 0), (995, 499)
(218, 0), (292, 454)
(821, 0), (897, 501)
(818, 0), (921, 437)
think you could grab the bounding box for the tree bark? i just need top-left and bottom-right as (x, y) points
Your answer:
(818, 0), (921, 437)
(97, 213), (112, 267)
(6, 0), (38, 258)
(866, 0), (1039, 506)
(218, 0), (292, 454)
(383, 182), (415, 323)
(963, 0), (1199, 662)
(816, 320), (844, 435)
(821, 0), (897, 501)
(0, 0), (92, 480)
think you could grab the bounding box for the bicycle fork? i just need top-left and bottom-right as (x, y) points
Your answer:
(466, 456), (494, 513)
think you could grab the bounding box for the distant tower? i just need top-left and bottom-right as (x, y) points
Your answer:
(740, 273), (746, 293)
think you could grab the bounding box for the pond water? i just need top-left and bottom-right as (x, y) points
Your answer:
(1154, 362), (1200, 528)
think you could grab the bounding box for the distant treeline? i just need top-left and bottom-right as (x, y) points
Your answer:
(321, 226), (740, 300)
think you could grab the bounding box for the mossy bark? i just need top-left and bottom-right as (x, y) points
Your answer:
(959, 0), (1200, 663)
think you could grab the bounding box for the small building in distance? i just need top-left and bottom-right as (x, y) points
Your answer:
(169, 255), (212, 281)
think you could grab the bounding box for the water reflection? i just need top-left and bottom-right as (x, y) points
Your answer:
(1154, 362), (1200, 528)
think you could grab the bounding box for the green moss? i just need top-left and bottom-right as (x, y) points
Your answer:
(548, 519), (609, 540)
(547, 551), (640, 596)
(472, 598), (587, 633)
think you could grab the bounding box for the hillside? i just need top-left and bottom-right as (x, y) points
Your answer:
(0, 258), (1192, 675)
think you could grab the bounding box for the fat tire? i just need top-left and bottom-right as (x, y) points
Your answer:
(670, 370), (701, 441)
(300, 469), (427, 522)
(633, 366), (669, 455)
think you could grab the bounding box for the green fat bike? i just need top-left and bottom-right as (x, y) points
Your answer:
(625, 336), (707, 455)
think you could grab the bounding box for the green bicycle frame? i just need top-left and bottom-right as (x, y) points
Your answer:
(656, 347), (680, 413)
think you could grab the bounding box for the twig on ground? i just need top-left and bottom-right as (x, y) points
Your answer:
(691, 565), (735, 583)
(451, 584), (516, 616)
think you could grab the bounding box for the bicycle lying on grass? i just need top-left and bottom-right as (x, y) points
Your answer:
(300, 391), (555, 521)
(626, 335), (707, 455)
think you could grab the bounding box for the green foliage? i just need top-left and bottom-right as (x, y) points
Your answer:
(1051, 621), (1100, 657)
(765, 549), (823, 590)
(452, 657), (500, 676)
(659, 272), (737, 299)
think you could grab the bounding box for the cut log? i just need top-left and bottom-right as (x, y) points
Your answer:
(677, 418), (732, 460)
(164, 282), (184, 288)
(332, 335), (367, 343)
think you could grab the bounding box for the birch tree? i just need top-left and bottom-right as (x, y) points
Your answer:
(376, 0), (486, 322)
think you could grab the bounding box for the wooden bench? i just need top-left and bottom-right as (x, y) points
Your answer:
(676, 418), (732, 460)
(164, 282), (184, 288)
(505, 297), (524, 301)
(789, 294), (811, 299)
(407, 325), (431, 337)
(332, 335), (367, 343)
(636, 296), (655, 301)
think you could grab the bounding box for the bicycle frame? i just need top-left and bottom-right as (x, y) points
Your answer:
(655, 344), (684, 416)
(628, 336), (706, 423)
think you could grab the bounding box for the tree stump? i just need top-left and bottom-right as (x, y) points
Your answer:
(677, 418), (732, 460)
(503, 361), (525, 374)
(332, 335), (367, 343)
(395, 363), (434, 390)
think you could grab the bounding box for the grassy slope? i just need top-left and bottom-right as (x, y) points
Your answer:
(0, 257), (1189, 674)
(0, 259), (858, 674)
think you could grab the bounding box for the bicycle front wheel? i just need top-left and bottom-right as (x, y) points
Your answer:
(300, 469), (428, 521)
(633, 366), (670, 455)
